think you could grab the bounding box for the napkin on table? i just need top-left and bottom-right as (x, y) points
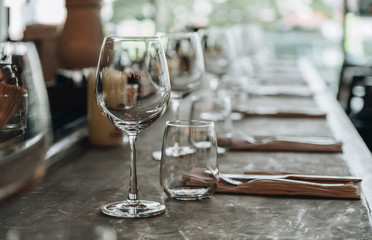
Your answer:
(184, 169), (361, 199)
(233, 107), (327, 119)
(228, 136), (343, 153)
(250, 85), (312, 97)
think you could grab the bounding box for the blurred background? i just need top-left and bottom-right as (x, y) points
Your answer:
(2, 0), (350, 93)
(1, 0), (372, 150)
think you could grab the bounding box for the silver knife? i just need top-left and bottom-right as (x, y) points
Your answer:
(221, 173), (362, 183)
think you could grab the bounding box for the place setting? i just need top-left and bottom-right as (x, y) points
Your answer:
(185, 168), (362, 200)
(2, 1), (372, 239)
(252, 59), (308, 85)
(223, 76), (326, 121)
(232, 106), (327, 119)
(155, 117), (356, 203)
(228, 131), (343, 153)
(247, 84), (314, 98)
(156, 117), (357, 203)
(165, 94), (354, 204)
(188, 92), (341, 153)
(253, 70), (309, 87)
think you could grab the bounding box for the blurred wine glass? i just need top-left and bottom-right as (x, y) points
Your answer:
(158, 31), (204, 119)
(200, 27), (235, 92)
(151, 32), (204, 161)
(220, 24), (264, 114)
(96, 36), (171, 218)
(0, 42), (52, 200)
(190, 94), (233, 154)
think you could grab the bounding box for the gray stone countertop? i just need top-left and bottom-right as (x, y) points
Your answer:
(0, 59), (371, 239)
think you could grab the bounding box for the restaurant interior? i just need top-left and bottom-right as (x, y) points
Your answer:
(1, 0), (372, 239)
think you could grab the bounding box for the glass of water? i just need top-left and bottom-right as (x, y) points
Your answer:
(160, 120), (219, 200)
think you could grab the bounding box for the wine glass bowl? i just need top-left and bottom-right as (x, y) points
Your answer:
(190, 95), (233, 153)
(151, 32), (205, 161)
(163, 32), (204, 100)
(200, 27), (235, 91)
(158, 32), (204, 119)
(96, 36), (171, 218)
(96, 38), (170, 133)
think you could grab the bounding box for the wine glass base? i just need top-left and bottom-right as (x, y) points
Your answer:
(101, 200), (166, 218)
(152, 151), (162, 161)
(230, 112), (244, 121)
(152, 146), (196, 161)
(217, 147), (226, 155)
(153, 146), (226, 161)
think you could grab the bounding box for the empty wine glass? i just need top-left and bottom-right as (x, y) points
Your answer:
(96, 36), (171, 218)
(200, 27), (236, 92)
(152, 32), (204, 160)
(190, 95), (233, 153)
(159, 31), (204, 119)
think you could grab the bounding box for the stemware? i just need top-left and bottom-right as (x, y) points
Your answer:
(190, 95), (233, 153)
(200, 27), (235, 92)
(96, 36), (171, 218)
(0, 42), (52, 200)
(160, 120), (219, 200)
(151, 32), (204, 160)
(159, 31), (204, 119)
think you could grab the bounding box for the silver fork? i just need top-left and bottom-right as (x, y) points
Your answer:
(238, 132), (339, 145)
(219, 174), (243, 185)
(219, 174), (349, 187)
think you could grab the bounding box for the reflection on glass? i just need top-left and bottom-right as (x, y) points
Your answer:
(0, 42), (52, 200)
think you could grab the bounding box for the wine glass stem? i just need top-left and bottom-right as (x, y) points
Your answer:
(210, 75), (219, 92)
(127, 132), (139, 201)
(171, 99), (182, 120)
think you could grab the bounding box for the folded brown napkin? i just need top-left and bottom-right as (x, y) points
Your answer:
(229, 136), (343, 153)
(251, 85), (312, 97)
(259, 77), (307, 86)
(233, 107), (326, 119)
(184, 170), (361, 199)
(216, 179), (360, 199)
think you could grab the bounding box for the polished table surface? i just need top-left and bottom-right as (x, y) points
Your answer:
(1, 59), (372, 239)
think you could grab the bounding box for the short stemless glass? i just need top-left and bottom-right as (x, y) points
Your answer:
(160, 120), (219, 200)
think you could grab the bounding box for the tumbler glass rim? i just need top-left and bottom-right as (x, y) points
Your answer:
(166, 120), (214, 128)
(104, 36), (160, 42)
(156, 31), (200, 39)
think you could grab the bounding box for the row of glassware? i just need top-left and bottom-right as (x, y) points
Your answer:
(95, 24), (266, 218)
(0, 23), (266, 218)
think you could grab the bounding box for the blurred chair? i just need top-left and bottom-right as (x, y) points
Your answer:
(337, 55), (372, 109)
(345, 74), (372, 151)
